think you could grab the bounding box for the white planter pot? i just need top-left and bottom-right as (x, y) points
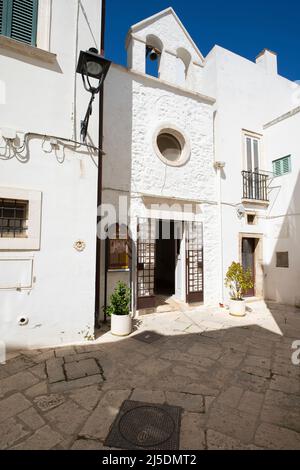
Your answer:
(111, 313), (132, 336)
(229, 299), (246, 317)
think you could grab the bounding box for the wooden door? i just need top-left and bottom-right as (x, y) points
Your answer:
(242, 237), (255, 297)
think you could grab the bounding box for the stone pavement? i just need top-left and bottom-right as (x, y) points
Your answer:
(0, 301), (300, 450)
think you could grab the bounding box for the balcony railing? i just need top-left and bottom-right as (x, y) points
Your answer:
(242, 171), (269, 202)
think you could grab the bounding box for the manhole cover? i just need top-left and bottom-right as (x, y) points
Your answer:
(133, 331), (163, 344)
(104, 400), (182, 450)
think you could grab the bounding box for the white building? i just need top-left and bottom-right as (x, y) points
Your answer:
(0, 5), (299, 349)
(101, 8), (300, 317)
(0, 0), (103, 349)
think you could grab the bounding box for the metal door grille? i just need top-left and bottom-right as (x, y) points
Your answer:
(186, 221), (203, 303)
(137, 218), (156, 309)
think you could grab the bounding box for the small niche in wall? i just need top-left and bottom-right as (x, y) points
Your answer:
(246, 213), (256, 225)
(276, 252), (289, 268)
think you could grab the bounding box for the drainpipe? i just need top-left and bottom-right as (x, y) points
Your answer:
(94, 0), (106, 328)
(214, 161), (225, 306)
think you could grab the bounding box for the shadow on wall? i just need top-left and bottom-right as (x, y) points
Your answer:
(264, 171), (300, 307)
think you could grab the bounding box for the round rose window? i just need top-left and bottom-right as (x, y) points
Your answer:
(157, 133), (182, 162)
(154, 125), (190, 167)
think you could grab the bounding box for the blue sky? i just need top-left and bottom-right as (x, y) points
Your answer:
(106, 0), (300, 81)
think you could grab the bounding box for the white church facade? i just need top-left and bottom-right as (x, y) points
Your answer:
(0, 5), (299, 349)
(101, 8), (300, 317)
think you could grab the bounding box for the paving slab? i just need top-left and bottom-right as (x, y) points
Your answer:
(255, 423), (300, 450)
(18, 407), (45, 431)
(207, 430), (263, 450)
(79, 389), (131, 441)
(0, 393), (31, 423)
(45, 400), (89, 435)
(46, 357), (65, 384)
(64, 358), (101, 381)
(0, 300), (300, 450)
(165, 391), (204, 413)
(49, 374), (103, 393)
(11, 425), (63, 450)
(130, 389), (166, 404)
(207, 404), (258, 444)
(180, 412), (206, 450)
(0, 371), (39, 397)
(0, 418), (29, 449)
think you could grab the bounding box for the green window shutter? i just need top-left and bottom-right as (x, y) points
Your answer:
(3, 0), (38, 46)
(10, 0), (38, 45)
(0, 0), (7, 35)
(273, 159), (282, 177)
(0, 1), (3, 34)
(282, 155), (291, 174)
(272, 155), (291, 177)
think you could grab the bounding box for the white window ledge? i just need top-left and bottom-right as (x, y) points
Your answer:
(242, 198), (269, 207)
(0, 36), (57, 64)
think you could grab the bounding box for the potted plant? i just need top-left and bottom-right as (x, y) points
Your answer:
(225, 262), (254, 317)
(106, 281), (132, 336)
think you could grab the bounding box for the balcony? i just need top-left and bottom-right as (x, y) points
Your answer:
(242, 171), (269, 203)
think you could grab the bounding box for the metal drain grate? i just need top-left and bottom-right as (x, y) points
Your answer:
(104, 400), (182, 450)
(133, 331), (163, 344)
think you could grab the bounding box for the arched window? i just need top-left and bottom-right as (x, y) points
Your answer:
(107, 224), (130, 270)
(176, 48), (192, 86)
(145, 34), (163, 78)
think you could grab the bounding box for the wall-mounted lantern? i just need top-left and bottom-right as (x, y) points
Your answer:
(76, 48), (111, 142)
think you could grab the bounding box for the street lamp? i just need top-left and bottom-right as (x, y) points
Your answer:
(76, 48), (111, 142)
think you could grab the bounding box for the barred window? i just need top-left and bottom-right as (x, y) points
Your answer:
(0, 198), (28, 238)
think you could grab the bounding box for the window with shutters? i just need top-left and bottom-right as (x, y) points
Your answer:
(0, 0), (38, 46)
(272, 155), (291, 177)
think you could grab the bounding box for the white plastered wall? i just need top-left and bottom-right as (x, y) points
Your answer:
(0, 0), (102, 349)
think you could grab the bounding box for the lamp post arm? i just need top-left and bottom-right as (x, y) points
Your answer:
(81, 92), (96, 142)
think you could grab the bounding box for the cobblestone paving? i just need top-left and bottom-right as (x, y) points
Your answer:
(0, 301), (300, 450)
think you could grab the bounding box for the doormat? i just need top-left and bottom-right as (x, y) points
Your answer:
(104, 400), (182, 450)
(132, 331), (163, 344)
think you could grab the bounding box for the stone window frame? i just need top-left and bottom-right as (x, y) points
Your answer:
(0, 186), (42, 250)
(246, 211), (257, 226)
(241, 129), (265, 172)
(153, 123), (191, 167)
